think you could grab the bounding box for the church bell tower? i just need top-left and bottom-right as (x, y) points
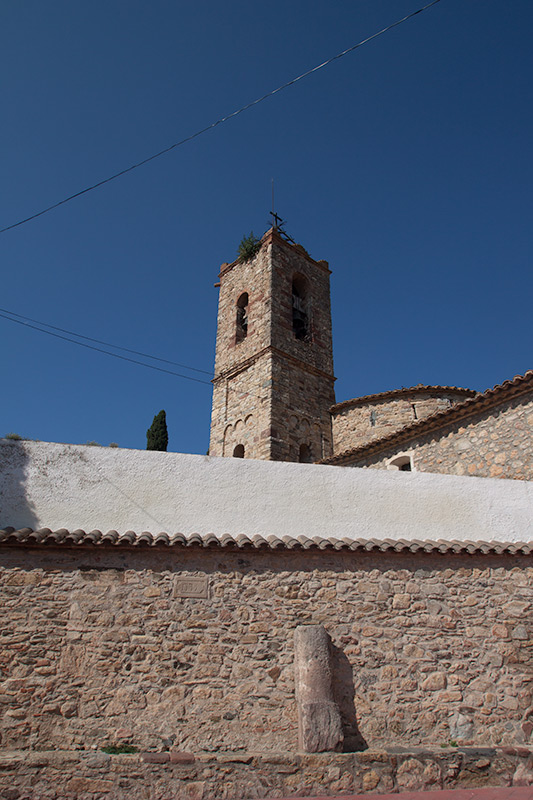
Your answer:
(209, 227), (335, 461)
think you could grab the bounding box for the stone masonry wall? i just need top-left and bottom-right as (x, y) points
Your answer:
(2, 746), (533, 799)
(1, 546), (532, 758)
(270, 238), (334, 378)
(209, 235), (272, 458)
(332, 391), (472, 456)
(210, 230), (335, 461)
(271, 354), (334, 462)
(347, 392), (533, 480)
(211, 358), (271, 459)
(269, 236), (335, 460)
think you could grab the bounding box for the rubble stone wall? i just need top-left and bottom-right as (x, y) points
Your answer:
(1, 546), (531, 757)
(347, 392), (533, 480)
(1, 746), (532, 799)
(332, 391), (471, 454)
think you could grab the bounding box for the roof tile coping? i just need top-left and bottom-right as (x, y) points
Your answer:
(323, 370), (533, 465)
(331, 384), (477, 413)
(0, 528), (531, 555)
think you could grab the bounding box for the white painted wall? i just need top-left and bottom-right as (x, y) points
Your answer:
(1, 439), (532, 543)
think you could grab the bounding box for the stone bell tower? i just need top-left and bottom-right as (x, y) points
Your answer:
(209, 227), (336, 461)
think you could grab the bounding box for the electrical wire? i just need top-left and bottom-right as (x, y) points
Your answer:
(0, 0), (443, 235)
(0, 311), (212, 386)
(0, 308), (325, 413)
(0, 306), (212, 375)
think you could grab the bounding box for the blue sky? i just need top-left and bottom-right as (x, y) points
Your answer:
(2, 0), (532, 454)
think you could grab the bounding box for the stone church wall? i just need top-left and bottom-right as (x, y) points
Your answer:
(348, 392), (533, 480)
(1, 545), (531, 756)
(331, 391), (472, 454)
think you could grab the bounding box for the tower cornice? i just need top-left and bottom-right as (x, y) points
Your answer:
(218, 228), (331, 279)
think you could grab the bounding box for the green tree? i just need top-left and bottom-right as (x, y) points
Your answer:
(237, 231), (261, 262)
(146, 410), (168, 452)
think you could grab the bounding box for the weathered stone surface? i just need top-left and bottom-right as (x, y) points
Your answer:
(0, 747), (531, 799)
(345, 391), (533, 481)
(294, 625), (343, 753)
(141, 752), (170, 763)
(332, 389), (472, 454)
(450, 711), (475, 740)
(0, 546), (531, 754)
(513, 759), (533, 786)
(169, 751), (195, 764)
(396, 757), (441, 791)
(210, 229), (335, 462)
(298, 701), (343, 754)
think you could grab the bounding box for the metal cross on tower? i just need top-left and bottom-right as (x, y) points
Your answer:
(269, 211), (284, 230)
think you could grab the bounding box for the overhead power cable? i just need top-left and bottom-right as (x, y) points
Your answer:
(0, 0), (442, 235)
(0, 307), (322, 410)
(0, 311), (212, 386)
(0, 308), (277, 405)
(0, 306), (212, 375)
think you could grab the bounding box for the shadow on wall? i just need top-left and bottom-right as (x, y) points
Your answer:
(331, 643), (368, 752)
(0, 441), (39, 530)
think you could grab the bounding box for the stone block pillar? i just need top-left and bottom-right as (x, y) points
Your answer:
(294, 624), (343, 752)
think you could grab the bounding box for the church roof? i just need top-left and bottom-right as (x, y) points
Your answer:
(331, 384), (477, 412)
(323, 370), (533, 466)
(1, 527), (531, 554)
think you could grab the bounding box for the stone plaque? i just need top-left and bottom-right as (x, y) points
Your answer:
(174, 576), (208, 599)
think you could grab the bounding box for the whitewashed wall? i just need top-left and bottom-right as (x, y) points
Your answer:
(1, 439), (532, 542)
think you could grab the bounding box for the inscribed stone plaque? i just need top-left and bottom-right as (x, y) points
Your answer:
(174, 576), (208, 599)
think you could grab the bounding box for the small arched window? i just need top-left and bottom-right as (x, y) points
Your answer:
(233, 444), (245, 458)
(298, 443), (312, 463)
(292, 275), (309, 341)
(236, 293), (249, 343)
(388, 454), (413, 472)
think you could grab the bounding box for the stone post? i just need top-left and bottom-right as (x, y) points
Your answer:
(294, 624), (343, 752)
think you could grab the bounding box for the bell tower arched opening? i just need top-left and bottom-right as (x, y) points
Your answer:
(292, 274), (309, 341)
(235, 292), (249, 343)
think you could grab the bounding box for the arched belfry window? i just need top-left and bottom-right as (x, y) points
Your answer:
(236, 293), (249, 343)
(292, 275), (309, 341)
(233, 444), (245, 458)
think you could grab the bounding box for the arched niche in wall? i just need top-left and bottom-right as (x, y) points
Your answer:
(387, 453), (414, 472)
(298, 443), (312, 463)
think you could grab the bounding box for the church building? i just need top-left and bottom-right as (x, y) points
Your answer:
(1, 224), (532, 797)
(210, 226), (533, 481)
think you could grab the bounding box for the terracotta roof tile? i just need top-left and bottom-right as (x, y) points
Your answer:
(323, 370), (533, 465)
(0, 527), (531, 555)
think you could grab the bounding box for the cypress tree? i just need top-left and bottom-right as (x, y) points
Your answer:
(146, 410), (168, 452)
